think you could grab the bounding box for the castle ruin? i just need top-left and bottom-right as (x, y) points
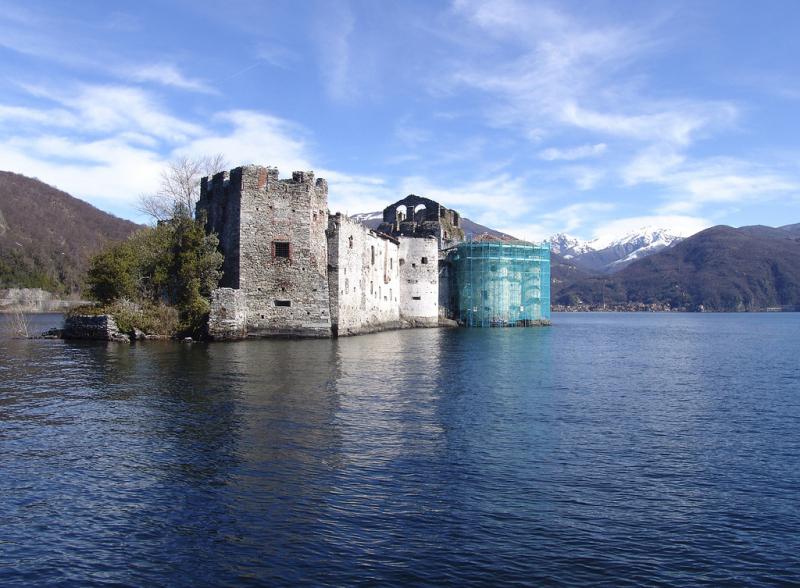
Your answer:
(197, 165), (440, 339)
(197, 164), (550, 339)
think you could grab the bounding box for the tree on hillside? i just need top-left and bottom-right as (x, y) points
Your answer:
(137, 154), (228, 222)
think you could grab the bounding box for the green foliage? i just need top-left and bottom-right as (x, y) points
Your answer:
(0, 249), (62, 292)
(85, 218), (222, 337)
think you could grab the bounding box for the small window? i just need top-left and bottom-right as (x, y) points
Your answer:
(412, 296), (421, 301)
(390, 258), (393, 269)
(370, 281), (374, 294)
(274, 300), (291, 307)
(421, 257), (428, 264)
(371, 245), (375, 265)
(348, 236), (353, 249)
(274, 241), (290, 258)
(399, 258), (405, 266)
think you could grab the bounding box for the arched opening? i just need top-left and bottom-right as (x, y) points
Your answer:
(413, 203), (427, 223)
(395, 204), (408, 223)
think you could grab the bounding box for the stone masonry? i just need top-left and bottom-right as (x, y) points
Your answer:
(198, 165), (443, 339)
(327, 213), (401, 336)
(198, 165), (331, 337)
(377, 195), (465, 248)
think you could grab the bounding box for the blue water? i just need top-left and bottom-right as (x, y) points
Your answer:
(1, 313), (799, 586)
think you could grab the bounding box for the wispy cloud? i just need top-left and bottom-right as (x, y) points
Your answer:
(538, 143), (607, 161)
(313, 2), (357, 102)
(126, 63), (216, 94)
(622, 147), (799, 213)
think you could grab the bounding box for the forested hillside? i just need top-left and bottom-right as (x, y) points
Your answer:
(0, 171), (140, 294)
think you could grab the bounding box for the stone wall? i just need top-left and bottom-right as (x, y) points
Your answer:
(327, 213), (401, 336)
(63, 314), (129, 342)
(198, 169), (241, 288)
(208, 288), (247, 340)
(199, 164), (459, 339)
(398, 236), (439, 326)
(377, 194), (465, 248)
(200, 166), (332, 338)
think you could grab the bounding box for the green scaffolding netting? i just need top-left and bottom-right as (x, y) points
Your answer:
(448, 240), (551, 327)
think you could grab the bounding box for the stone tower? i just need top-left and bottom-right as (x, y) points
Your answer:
(197, 165), (332, 337)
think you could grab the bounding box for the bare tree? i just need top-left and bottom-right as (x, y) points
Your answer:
(9, 309), (31, 338)
(137, 154), (228, 222)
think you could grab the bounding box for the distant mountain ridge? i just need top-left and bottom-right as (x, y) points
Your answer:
(555, 224), (800, 311)
(549, 227), (685, 273)
(0, 171), (141, 294)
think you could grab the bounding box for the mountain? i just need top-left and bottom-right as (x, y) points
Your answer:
(549, 227), (685, 273)
(0, 171), (141, 294)
(548, 233), (595, 258)
(779, 222), (800, 236)
(555, 225), (800, 311)
(352, 211), (516, 241)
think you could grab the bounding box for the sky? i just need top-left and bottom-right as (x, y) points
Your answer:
(1, 0), (799, 242)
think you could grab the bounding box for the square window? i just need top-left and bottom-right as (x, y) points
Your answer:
(421, 257), (428, 264)
(274, 241), (290, 258)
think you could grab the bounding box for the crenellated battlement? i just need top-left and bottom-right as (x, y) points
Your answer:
(199, 165), (327, 207)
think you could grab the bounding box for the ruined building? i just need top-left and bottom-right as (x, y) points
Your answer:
(377, 195), (465, 248)
(196, 164), (549, 339)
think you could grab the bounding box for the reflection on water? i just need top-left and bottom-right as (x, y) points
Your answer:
(1, 313), (799, 586)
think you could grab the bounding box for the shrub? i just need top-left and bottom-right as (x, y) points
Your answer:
(84, 217), (222, 337)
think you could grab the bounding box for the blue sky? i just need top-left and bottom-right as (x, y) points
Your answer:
(1, 0), (799, 241)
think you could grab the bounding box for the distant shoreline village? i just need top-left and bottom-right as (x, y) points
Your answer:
(197, 165), (551, 339)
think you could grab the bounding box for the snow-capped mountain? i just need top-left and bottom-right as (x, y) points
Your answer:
(548, 233), (595, 259)
(605, 228), (684, 269)
(553, 227), (686, 273)
(349, 211), (384, 225)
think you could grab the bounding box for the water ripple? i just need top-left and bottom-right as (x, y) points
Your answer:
(1, 313), (799, 586)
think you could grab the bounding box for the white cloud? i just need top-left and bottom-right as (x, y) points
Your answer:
(622, 149), (799, 213)
(126, 63), (215, 94)
(323, 170), (396, 216)
(487, 201), (614, 242)
(660, 164), (798, 213)
(176, 110), (311, 173)
(398, 173), (532, 217)
(0, 84), (314, 216)
(622, 144), (685, 185)
(0, 104), (78, 127)
(538, 143), (607, 161)
(560, 101), (736, 146)
(0, 135), (163, 212)
(15, 83), (204, 142)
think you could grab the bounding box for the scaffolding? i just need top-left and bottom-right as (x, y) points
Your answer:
(448, 240), (550, 327)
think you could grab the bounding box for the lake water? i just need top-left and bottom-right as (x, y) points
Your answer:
(1, 313), (799, 586)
